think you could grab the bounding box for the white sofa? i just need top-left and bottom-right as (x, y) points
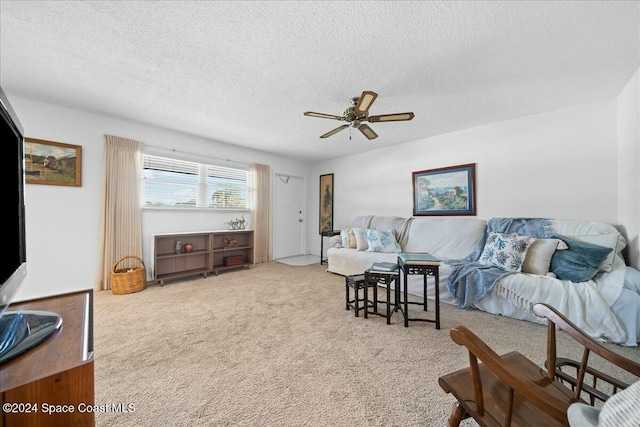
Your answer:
(327, 215), (640, 346)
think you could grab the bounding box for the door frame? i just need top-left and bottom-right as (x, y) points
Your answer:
(272, 171), (306, 259)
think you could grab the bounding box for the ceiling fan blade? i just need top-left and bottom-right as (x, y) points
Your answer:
(368, 112), (415, 122)
(304, 111), (343, 120)
(358, 124), (378, 140)
(320, 124), (349, 138)
(354, 91), (378, 115)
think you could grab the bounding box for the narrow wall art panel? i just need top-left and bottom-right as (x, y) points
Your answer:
(319, 173), (334, 233)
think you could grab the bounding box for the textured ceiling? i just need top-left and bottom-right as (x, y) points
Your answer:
(1, 1), (638, 162)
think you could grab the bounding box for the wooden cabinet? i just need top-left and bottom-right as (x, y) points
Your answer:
(0, 290), (94, 427)
(153, 230), (253, 285)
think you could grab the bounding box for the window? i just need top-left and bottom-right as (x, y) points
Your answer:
(142, 154), (250, 209)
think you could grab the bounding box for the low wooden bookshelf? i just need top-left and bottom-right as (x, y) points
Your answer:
(211, 229), (254, 275)
(153, 230), (253, 285)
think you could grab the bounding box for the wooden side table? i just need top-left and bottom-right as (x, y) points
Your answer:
(398, 253), (441, 329)
(320, 230), (341, 265)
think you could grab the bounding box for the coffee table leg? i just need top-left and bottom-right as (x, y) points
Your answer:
(364, 277), (369, 319)
(345, 279), (349, 311)
(435, 269), (440, 330)
(386, 283), (391, 325)
(423, 274), (428, 312)
(403, 272), (409, 327)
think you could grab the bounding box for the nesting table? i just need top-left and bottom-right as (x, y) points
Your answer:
(345, 274), (376, 317)
(364, 268), (401, 325)
(397, 252), (441, 329)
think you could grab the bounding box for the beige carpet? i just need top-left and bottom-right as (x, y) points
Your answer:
(93, 262), (640, 426)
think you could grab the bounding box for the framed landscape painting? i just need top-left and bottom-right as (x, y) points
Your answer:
(319, 173), (334, 234)
(412, 163), (475, 216)
(24, 138), (82, 187)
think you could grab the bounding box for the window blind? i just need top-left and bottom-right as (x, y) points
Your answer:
(142, 154), (249, 209)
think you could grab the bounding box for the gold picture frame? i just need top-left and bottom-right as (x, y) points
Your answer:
(24, 138), (82, 187)
(319, 173), (334, 234)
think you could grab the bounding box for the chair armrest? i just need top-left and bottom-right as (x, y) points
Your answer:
(532, 303), (640, 403)
(533, 303), (640, 377)
(450, 325), (572, 423)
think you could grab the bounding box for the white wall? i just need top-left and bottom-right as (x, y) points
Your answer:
(308, 98), (620, 259)
(10, 75), (638, 302)
(617, 68), (640, 268)
(10, 96), (308, 301)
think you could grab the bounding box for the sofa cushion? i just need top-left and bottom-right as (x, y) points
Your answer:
(522, 238), (568, 275)
(403, 217), (487, 260)
(350, 215), (373, 229)
(479, 232), (534, 272)
(327, 247), (399, 277)
(365, 229), (402, 253)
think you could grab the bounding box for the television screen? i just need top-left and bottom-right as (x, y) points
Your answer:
(0, 86), (26, 315)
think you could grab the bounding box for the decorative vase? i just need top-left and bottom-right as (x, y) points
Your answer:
(184, 243), (193, 253)
(174, 240), (183, 254)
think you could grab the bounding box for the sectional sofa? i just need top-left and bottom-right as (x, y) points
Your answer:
(326, 215), (640, 347)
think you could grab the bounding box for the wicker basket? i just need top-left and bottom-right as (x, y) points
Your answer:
(111, 255), (147, 295)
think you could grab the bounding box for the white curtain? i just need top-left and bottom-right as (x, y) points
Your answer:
(251, 163), (271, 264)
(98, 135), (143, 290)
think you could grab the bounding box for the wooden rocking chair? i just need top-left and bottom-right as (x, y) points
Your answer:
(438, 303), (640, 427)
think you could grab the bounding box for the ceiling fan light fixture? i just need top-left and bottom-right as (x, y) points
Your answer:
(354, 91), (378, 115)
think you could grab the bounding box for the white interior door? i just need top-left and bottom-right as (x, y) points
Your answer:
(273, 173), (305, 259)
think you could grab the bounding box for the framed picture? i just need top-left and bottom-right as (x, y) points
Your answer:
(319, 173), (334, 234)
(24, 138), (82, 187)
(412, 163), (476, 216)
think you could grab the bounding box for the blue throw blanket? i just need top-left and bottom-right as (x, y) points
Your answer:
(445, 217), (552, 308)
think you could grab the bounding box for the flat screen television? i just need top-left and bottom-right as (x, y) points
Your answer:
(0, 86), (62, 364)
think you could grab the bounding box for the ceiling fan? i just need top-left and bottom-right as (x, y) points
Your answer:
(304, 91), (415, 140)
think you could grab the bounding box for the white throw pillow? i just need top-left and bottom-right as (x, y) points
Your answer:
(340, 228), (357, 249)
(599, 380), (640, 427)
(365, 229), (402, 253)
(340, 228), (349, 247)
(352, 227), (368, 251)
(479, 232), (534, 273)
(329, 235), (342, 249)
(522, 238), (568, 275)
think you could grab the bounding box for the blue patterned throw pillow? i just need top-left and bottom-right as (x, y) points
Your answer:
(365, 229), (402, 253)
(550, 234), (613, 282)
(479, 232), (535, 272)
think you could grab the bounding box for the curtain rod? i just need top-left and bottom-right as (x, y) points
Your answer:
(143, 143), (250, 168)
